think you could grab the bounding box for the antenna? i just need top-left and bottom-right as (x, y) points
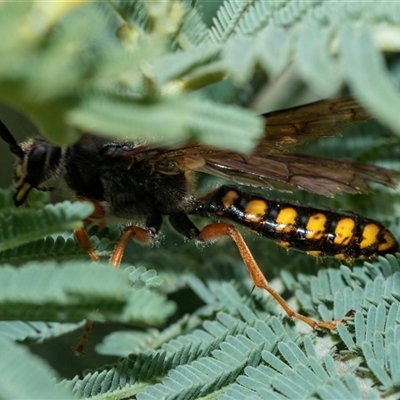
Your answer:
(0, 120), (25, 159)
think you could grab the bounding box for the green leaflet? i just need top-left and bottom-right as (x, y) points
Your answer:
(337, 303), (400, 392)
(341, 25), (400, 138)
(0, 320), (86, 343)
(0, 187), (50, 214)
(0, 2), (263, 151)
(0, 201), (93, 253)
(67, 95), (262, 153)
(0, 262), (174, 324)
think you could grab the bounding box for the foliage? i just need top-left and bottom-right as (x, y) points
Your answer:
(0, 1), (400, 399)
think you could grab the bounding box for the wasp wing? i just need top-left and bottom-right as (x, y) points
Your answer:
(100, 97), (399, 197)
(141, 143), (399, 197)
(148, 97), (398, 196)
(256, 96), (372, 154)
(199, 153), (400, 197)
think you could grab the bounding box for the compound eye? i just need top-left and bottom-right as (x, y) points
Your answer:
(13, 143), (50, 207)
(26, 143), (49, 186)
(13, 142), (61, 207)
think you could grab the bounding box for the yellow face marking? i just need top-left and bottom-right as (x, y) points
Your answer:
(244, 199), (267, 222)
(14, 164), (25, 187)
(360, 223), (380, 249)
(378, 231), (397, 252)
(275, 207), (297, 233)
(334, 217), (355, 246)
(15, 182), (31, 203)
(15, 164), (23, 176)
(222, 190), (239, 209)
(305, 213), (327, 240)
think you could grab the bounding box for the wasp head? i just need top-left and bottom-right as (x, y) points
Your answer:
(0, 120), (63, 206)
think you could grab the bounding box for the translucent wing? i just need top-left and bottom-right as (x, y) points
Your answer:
(102, 97), (399, 197)
(255, 96), (372, 154)
(146, 148), (400, 197)
(200, 153), (400, 197)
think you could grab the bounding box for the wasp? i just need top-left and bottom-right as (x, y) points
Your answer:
(0, 97), (399, 331)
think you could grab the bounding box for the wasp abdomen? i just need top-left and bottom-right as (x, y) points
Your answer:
(197, 186), (398, 260)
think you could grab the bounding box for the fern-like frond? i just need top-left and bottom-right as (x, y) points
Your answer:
(0, 2), (263, 151)
(0, 187), (50, 215)
(67, 94), (262, 152)
(0, 201), (93, 253)
(96, 329), (160, 357)
(121, 286), (176, 326)
(0, 262), (174, 325)
(340, 25), (400, 138)
(221, 336), (379, 400)
(209, 0), (255, 43)
(175, 4), (210, 48)
(113, 0), (210, 49)
(127, 265), (166, 289)
(0, 223), (138, 267)
(64, 281), (301, 399)
(96, 283), (252, 358)
(337, 303), (400, 392)
(0, 320), (85, 343)
(203, 0), (400, 131)
(0, 228), (119, 265)
(109, 0), (149, 35)
(150, 43), (221, 86)
(0, 262), (129, 321)
(287, 254), (400, 322)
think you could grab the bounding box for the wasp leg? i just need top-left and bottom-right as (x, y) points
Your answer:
(72, 319), (94, 356)
(198, 222), (339, 330)
(169, 213), (200, 239)
(74, 227), (100, 262)
(110, 211), (162, 268)
(73, 198), (108, 261)
(170, 214), (339, 329)
(72, 199), (106, 356)
(71, 229), (99, 354)
(110, 226), (155, 267)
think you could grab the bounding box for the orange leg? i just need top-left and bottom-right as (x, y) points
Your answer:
(73, 199), (108, 262)
(110, 226), (154, 268)
(72, 227), (99, 356)
(74, 227), (100, 262)
(78, 197), (107, 224)
(72, 319), (94, 356)
(72, 199), (107, 355)
(73, 226), (153, 354)
(199, 222), (340, 330)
